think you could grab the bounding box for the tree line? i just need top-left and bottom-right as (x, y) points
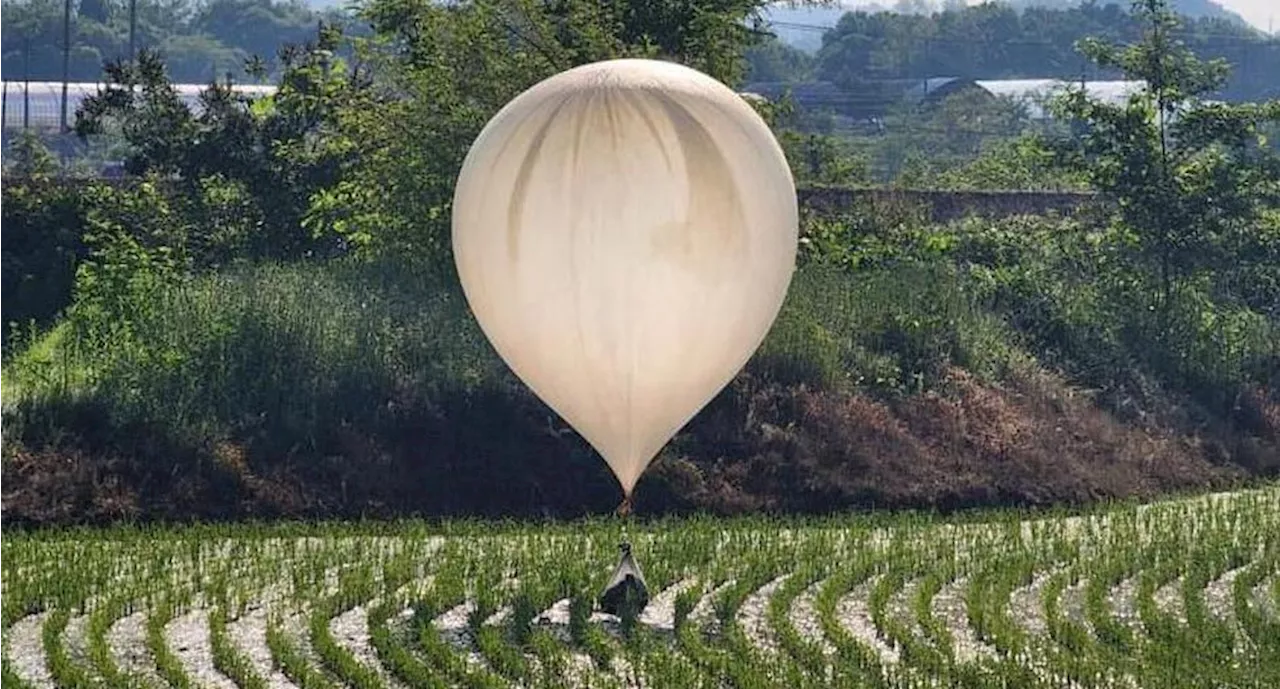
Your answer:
(748, 1), (1279, 103)
(5, 0), (1278, 98)
(1, 0), (353, 84)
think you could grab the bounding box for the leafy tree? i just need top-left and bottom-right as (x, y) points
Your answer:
(744, 34), (813, 83)
(814, 2), (1279, 103)
(1048, 0), (1280, 400)
(6, 130), (61, 178)
(0, 0), (344, 83)
(933, 135), (1088, 191)
(307, 0), (785, 258)
(1, 163), (87, 345)
(1051, 0), (1280, 328)
(78, 0), (112, 24)
(778, 130), (871, 186)
(74, 25), (367, 262)
(847, 88), (1035, 183)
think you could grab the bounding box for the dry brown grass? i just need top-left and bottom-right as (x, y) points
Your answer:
(3, 365), (1272, 526)
(655, 365), (1257, 514)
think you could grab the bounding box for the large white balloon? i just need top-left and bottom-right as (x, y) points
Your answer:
(452, 58), (798, 499)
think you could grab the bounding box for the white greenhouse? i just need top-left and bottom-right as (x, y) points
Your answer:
(2, 80), (277, 132)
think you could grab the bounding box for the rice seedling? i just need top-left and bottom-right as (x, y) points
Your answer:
(3, 486), (1279, 688)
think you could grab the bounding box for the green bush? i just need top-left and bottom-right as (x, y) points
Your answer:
(9, 204), (1273, 447)
(756, 262), (1019, 396)
(5, 237), (1027, 469)
(7, 255), (502, 451)
(1, 180), (89, 351)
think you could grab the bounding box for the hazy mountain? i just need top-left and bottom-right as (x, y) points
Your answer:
(302, 0), (350, 10)
(1001, 0), (1247, 24)
(763, 0), (1254, 53)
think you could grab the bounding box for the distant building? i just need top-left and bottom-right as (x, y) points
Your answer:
(901, 78), (1150, 119)
(744, 77), (1149, 125)
(742, 80), (848, 108)
(2, 81), (277, 132)
(899, 77), (975, 105)
(971, 79), (1147, 120)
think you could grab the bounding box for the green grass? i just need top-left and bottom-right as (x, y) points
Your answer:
(3, 253), (1017, 435)
(9, 211), (1272, 460)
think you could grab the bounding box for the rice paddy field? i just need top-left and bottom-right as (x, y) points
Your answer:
(3, 486), (1278, 689)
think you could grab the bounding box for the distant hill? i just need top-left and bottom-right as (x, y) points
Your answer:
(301, 0), (350, 10)
(1003, 0), (1248, 24)
(762, 0), (1255, 53)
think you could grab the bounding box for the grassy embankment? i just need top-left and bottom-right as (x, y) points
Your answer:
(3, 208), (1278, 525)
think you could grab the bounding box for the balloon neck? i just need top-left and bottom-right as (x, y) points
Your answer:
(616, 494), (634, 518)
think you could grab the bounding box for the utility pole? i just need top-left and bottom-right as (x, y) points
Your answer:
(922, 36), (930, 102)
(129, 0), (137, 62)
(23, 36), (31, 130)
(61, 0), (71, 132)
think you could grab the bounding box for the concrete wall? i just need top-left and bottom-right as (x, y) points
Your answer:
(3, 175), (1100, 223)
(797, 186), (1099, 223)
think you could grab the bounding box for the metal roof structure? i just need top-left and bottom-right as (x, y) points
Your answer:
(900, 77), (969, 102)
(972, 79), (1147, 119)
(2, 81), (277, 131)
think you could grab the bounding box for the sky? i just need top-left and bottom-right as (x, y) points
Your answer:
(1212, 0), (1275, 32)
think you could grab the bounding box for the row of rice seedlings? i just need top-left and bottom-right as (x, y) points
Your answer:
(1057, 517), (1152, 685)
(862, 529), (964, 681)
(908, 547), (961, 674)
(1046, 493), (1274, 687)
(265, 612), (340, 689)
(963, 552), (1035, 660)
(674, 575), (733, 682)
(1131, 543), (1193, 687)
(813, 549), (892, 687)
(470, 541), (537, 684)
(1231, 548), (1280, 684)
(1074, 535), (1144, 687)
(309, 563), (387, 689)
(881, 536), (971, 686)
(208, 601), (268, 689)
(37, 544), (154, 689)
(85, 587), (153, 689)
(1180, 545), (1245, 665)
(43, 607), (98, 689)
(912, 568), (952, 663)
(1, 586), (34, 689)
(1134, 537), (1185, 631)
(767, 564), (830, 682)
(717, 561), (792, 688)
(366, 597), (454, 689)
(1161, 499), (1268, 683)
(406, 544), (512, 689)
(144, 596), (194, 689)
(5, 485), (1280, 688)
(40, 566), (104, 681)
(504, 576), (574, 683)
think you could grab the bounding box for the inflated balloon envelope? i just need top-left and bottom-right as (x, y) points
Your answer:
(452, 58), (799, 511)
